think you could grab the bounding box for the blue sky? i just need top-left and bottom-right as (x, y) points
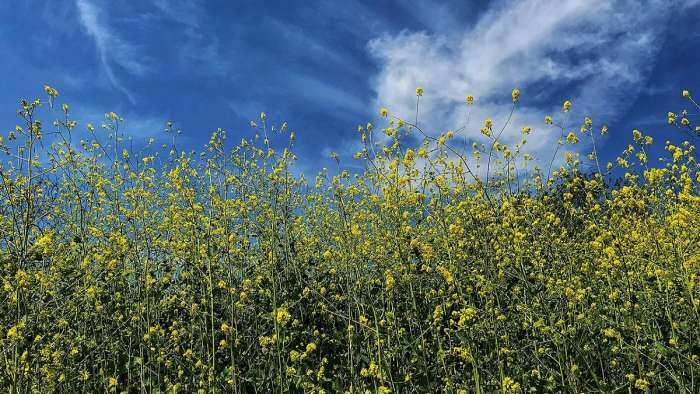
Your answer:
(1, 0), (699, 175)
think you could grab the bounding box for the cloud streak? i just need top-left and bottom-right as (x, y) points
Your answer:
(152, 0), (230, 77)
(75, 0), (150, 103)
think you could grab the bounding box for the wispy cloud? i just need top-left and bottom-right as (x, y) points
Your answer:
(152, 0), (230, 77)
(285, 72), (368, 116)
(75, 0), (150, 103)
(368, 0), (686, 171)
(152, 0), (202, 29)
(177, 32), (230, 77)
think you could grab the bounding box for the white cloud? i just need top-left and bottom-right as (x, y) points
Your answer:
(368, 0), (685, 174)
(75, 0), (150, 103)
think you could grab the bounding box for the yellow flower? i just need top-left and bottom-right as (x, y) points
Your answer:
(380, 107), (389, 117)
(673, 147), (683, 162)
(466, 95), (474, 105)
(563, 100), (572, 112)
(457, 307), (477, 327)
(43, 84), (59, 97)
(35, 232), (53, 250)
(6, 325), (20, 341)
(221, 323), (231, 333)
(436, 265), (453, 285)
(385, 270), (395, 291)
(603, 328), (619, 338)
(511, 88), (520, 102)
(544, 115), (553, 124)
(365, 360), (381, 377)
(305, 342), (316, 354)
(521, 125), (532, 134)
(682, 89), (690, 98)
(275, 307), (291, 326)
(632, 129), (642, 141)
(501, 377), (520, 393)
(415, 87), (423, 97)
(403, 149), (415, 166)
(86, 286), (97, 298)
(634, 379), (649, 391)
(667, 112), (676, 124)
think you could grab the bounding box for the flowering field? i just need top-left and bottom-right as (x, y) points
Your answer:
(1, 86), (699, 393)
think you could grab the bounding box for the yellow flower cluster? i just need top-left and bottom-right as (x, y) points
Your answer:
(0, 85), (697, 393)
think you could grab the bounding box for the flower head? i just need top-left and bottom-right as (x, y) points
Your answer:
(511, 88), (520, 103)
(563, 100), (572, 113)
(275, 307), (291, 326)
(632, 129), (642, 141)
(43, 84), (59, 98)
(667, 112), (676, 124)
(305, 342), (317, 354)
